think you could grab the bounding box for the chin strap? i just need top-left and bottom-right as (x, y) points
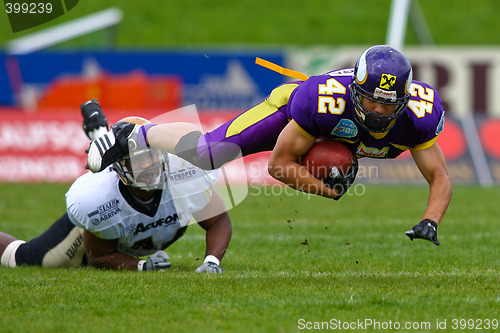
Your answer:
(255, 57), (309, 81)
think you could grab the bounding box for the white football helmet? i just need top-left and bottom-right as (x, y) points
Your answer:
(112, 117), (167, 190)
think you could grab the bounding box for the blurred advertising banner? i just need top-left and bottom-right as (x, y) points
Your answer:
(4, 47), (500, 117)
(0, 110), (89, 182)
(0, 109), (497, 185)
(0, 109), (235, 182)
(0, 50), (284, 110)
(477, 118), (500, 183)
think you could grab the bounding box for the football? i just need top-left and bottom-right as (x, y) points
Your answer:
(300, 139), (354, 179)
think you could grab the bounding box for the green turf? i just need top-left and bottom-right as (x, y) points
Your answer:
(0, 183), (498, 332)
(1, 2), (498, 331)
(1, 0), (500, 47)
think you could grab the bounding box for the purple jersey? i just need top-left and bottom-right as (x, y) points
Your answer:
(288, 68), (445, 159)
(197, 68), (444, 167)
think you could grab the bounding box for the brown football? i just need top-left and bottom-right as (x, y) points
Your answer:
(300, 139), (354, 179)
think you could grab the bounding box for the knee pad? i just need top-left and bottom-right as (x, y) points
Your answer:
(174, 131), (203, 166)
(174, 131), (242, 169)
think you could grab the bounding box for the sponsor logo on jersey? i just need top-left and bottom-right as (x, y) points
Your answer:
(331, 119), (358, 138)
(356, 142), (389, 158)
(133, 214), (180, 236)
(380, 73), (396, 89)
(88, 199), (121, 225)
(436, 112), (445, 136)
(97, 208), (121, 222)
(169, 168), (198, 181)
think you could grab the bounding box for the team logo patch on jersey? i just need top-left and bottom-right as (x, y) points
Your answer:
(331, 119), (358, 138)
(380, 73), (396, 89)
(356, 142), (389, 158)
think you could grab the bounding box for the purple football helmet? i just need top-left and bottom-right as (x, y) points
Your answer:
(349, 45), (413, 132)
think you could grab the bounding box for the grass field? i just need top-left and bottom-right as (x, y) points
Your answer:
(1, 0), (500, 47)
(0, 183), (498, 332)
(0, 1), (499, 332)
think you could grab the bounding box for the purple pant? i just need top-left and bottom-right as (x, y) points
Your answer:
(195, 82), (299, 169)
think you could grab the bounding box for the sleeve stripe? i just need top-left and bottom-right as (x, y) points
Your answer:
(294, 122), (316, 141)
(411, 136), (438, 151)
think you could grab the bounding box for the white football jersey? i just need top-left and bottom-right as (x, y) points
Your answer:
(66, 154), (219, 257)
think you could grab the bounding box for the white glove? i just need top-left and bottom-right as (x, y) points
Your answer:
(195, 255), (223, 274)
(138, 250), (171, 271)
(86, 122), (142, 173)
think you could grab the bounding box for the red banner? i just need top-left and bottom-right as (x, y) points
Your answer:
(0, 108), (496, 185)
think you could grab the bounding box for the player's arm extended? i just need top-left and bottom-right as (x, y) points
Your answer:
(268, 120), (339, 199)
(83, 230), (140, 270)
(193, 190), (232, 262)
(411, 142), (452, 225)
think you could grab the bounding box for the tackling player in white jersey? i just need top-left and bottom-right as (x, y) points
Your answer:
(0, 101), (232, 272)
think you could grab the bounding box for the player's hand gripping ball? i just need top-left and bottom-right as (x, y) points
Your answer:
(300, 139), (358, 200)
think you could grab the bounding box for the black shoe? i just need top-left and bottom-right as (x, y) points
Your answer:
(81, 99), (109, 140)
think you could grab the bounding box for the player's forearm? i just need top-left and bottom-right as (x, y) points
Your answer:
(268, 161), (338, 198)
(87, 251), (140, 271)
(422, 172), (452, 225)
(146, 122), (200, 153)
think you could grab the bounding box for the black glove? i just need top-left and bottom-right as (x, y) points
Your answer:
(322, 156), (358, 200)
(138, 251), (172, 271)
(81, 99), (109, 139)
(405, 219), (440, 245)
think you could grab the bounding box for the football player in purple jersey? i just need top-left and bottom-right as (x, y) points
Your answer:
(86, 45), (452, 245)
(0, 109), (232, 272)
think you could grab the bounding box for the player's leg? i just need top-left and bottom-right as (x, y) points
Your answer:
(175, 82), (300, 169)
(1, 213), (86, 268)
(87, 82), (300, 172)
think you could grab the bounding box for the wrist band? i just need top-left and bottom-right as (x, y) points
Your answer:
(137, 259), (147, 271)
(138, 123), (157, 148)
(204, 255), (220, 266)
